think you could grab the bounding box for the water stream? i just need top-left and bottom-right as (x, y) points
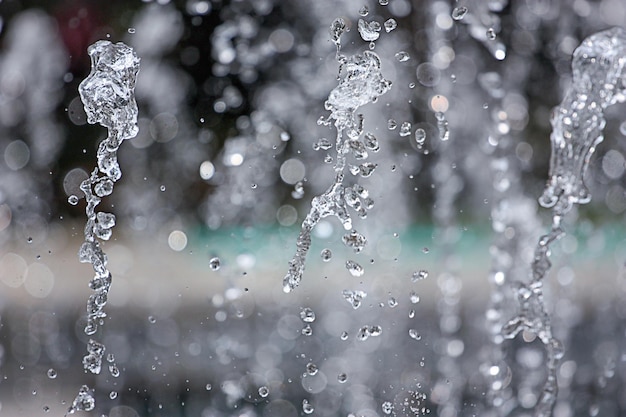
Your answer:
(503, 27), (626, 417)
(68, 40), (140, 414)
(283, 19), (391, 293)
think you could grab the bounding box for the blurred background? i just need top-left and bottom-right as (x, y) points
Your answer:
(0, 0), (625, 239)
(0, 0), (626, 416)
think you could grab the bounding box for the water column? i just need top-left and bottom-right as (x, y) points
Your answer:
(68, 40), (140, 414)
(425, 3), (463, 416)
(481, 74), (542, 415)
(283, 18), (391, 293)
(465, 3), (551, 411)
(503, 27), (626, 417)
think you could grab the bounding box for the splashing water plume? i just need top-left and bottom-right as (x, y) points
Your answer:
(68, 40), (140, 414)
(503, 27), (626, 417)
(282, 19), (391, 293)
(4, 4), (626, 417)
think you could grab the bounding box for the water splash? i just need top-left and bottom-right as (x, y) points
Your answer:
(66, 385), (95, 415)
(451, 6), (468, 21)
(504, 27), (626, 417)
(282, 20), (391, 293)
(357, 19), (381, 42)
(70, 40), (139, 412)
(342, 289), (367, 308)
(540, 27), (626, 213)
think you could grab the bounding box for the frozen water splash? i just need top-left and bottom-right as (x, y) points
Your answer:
(78, 39), (139, 336)
(325, 51), (392, 134)
(342, 289), (367, 309)
(357, 19), (381, 42)
(74, 40), (139, 407)
(504, 28), (626, 417)
(283, 19), (391, 293)
(79, 40), (140, 147)
(329, 17), (347, 56)
(540, 27), (626, 213)
(66, 385), (95, 415)
(82, 339), (106, 374)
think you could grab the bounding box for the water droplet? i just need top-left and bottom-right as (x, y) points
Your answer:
(357, 325), (371, 341)
(43, 405), (50, 412)
(109, 364), (120, 378)
(302, 324), (313, 336)
(399, 121), (412, 137)
(127, 27), (136, 34)
(329, 18), (347, 47)
(395, 51), (410, 62)
(340, 331), (349, 341)
(388, 119), (397, 130)
(414, 128), (426, 146)
(410, 291), (420, 304)
(452, 6), (468, 20)
(109, 390), (117, 399)
(342, 289), (367, 309)
(68, 385), (95, 413)
(346, 260), (364, 277)
(94, 179), (114, 197)
(363, 132), (380, 152)
(409, 309), (416, 318)
(370, 325), (382, 336)
(107, 353), (115, 363)
(209, 257), (221, 271)
(303, 399), (315, 414)
(97, 211), (116, 229)
(258, 386), (269, 398)
(306, 362), (318, 376)
(27, 237), (33, 243)
(409, 329), (422, 340)
(82, 339), (105, 374)
(300, 307), (316, 322)
(280, 131), (291, 141)
(337, 373), (348, 383)
(321, 248), (333, 262)
(47, 368), (57, 379)
(68, 195), (79, 205)
(412, 270), (429, 282)
(384, 18), (397, 32)
(313, 137), (333, 151)
(422, 247), (430, 254)
(358, 5), (369, 16)
(342, 230), (368, 252)
(486, 28), (497, 40)
(148, 315), (156, 323)
(382, 401), (396, 415)
(206, 383), (212, 391)
(388, 297), (398, 307)
(357, 19), (381, 42)
(160, 185), (166, 192)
